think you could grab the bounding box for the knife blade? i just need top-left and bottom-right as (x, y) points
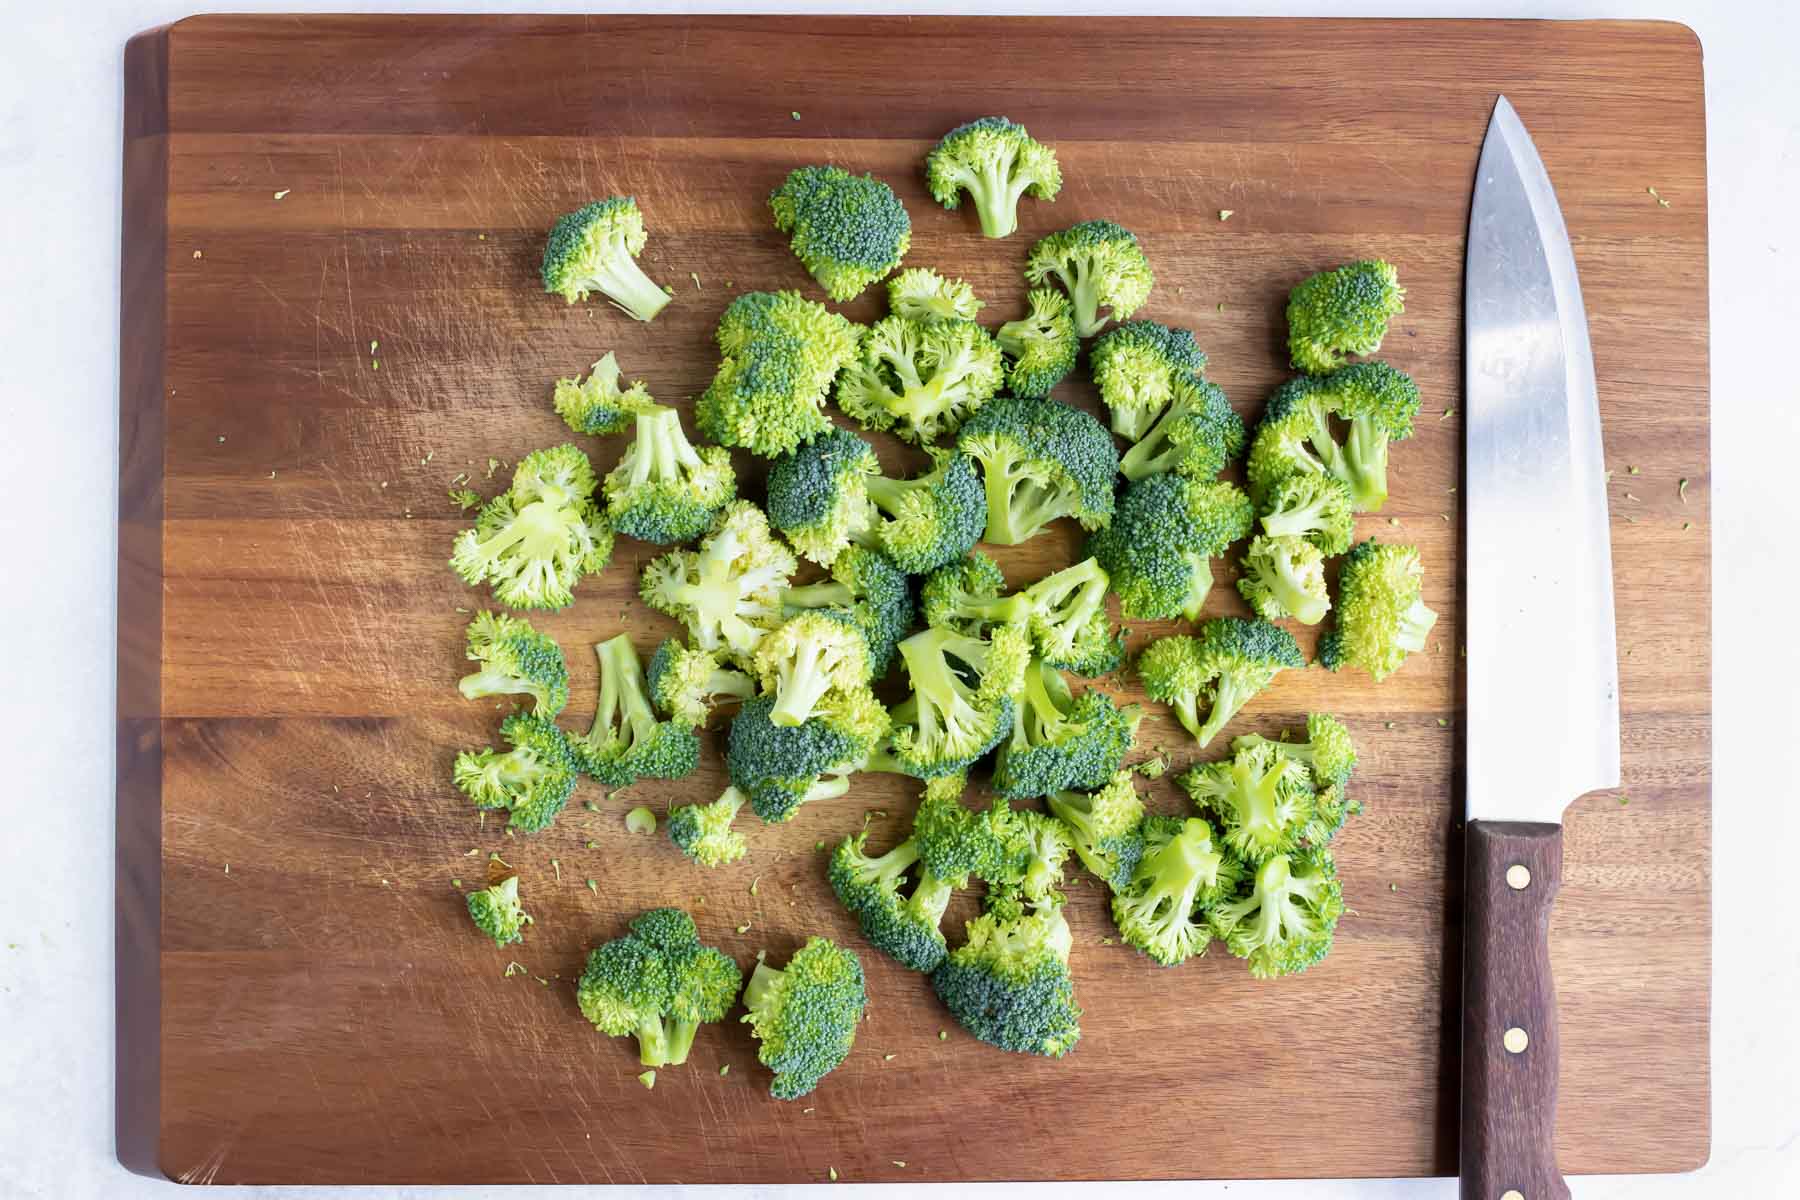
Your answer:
(1460, 96), (1620, 1200)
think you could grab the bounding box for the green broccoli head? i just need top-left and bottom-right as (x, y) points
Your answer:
(766, 427), (879, 567)
(450, 444), (612, 611)
(640, 502), (797, 664)
(769, 166), (911, 302)
(1088, 320), (1208, 441)
(1258, 471), (1355, 555)
(1048, 770), (1149, 893)
(453, 711), (580, 833)
(646, 638), (755, 728)
(602, 406), (736, 545)
(994, 659), (1141, 800)
(995, 288), (1080, 398)
(1247, 364), (1422, 511)
(925, 116), (1062, 239)
(856, 449), (988, 575)
(1138, 619), (1303, 749)
(1305, 782), (1364, 847)
(956, 396), (1118, 546)
(458, 610), (569, 718)
(1024, 220), (1153, 337)
(835, 316), (1004, 445)
(726, 691), (891, 822)
(574, 636), (701, 786)
(1287, 259), (1405, 374)
(1178, 738), (1316, 863)
(1110, 815), (1241, 966)
(552, 352), (656, 436)
(1237, 534), (1331, 626)
(828, 828), (955, 973)
(466, 875), (533, 947)
(889, 625), (1029, 779)
(911, 777), (1024, 886)
(930, 898), (1080, 1057)
(698, 291), (860, 458)
(540, 197), (671, 321)
(667, 785), (750, 867)
(887, 267), (984, 324)
(1119, 378), (1246, 483)
(1210, 848), (1344, 978)
(577, 909), (743, 1066)
(741, 936), (867, 1099)
(1318, 538), (1438, 681)
(778, 544), (915, 677)
(1085, 473), (1253, 621)
(751, 612), (872, 728)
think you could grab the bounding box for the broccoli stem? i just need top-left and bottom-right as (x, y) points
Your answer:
(1195, 673), (1257, 748)
(1063, 266), (1107, 338)
(769, 637), (833, 727)
(1178, 553), (1216, 623)
(665, 1018), (701, 1066)
(904, 871), (956, 927)
(1268, 554), (1329, 625)
(635, 1015), (673, 1067)
(458, 668), (522, 702)
(966, 157), (1024, 239)
(743, 960), (783, 1015)
(1261, 498), (1327, 540)
(1118, 426), (1175, 481)
(1110, 404), (1158, 443)
(1396, 596), (1439, 653)
(982, 467), (1066, 546)
(782, 580), (854, 608)
(1344, 415), (1390, 511)
(589, 253), (672, 323)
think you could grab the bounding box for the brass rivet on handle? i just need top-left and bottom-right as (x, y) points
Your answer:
(1506, 864), (1532, 890)
(1503, 1027), (1530, 1054)
(1501, 1191), (1525, 1200)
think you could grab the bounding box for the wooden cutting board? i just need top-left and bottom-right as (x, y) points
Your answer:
(117, 15), (1711, 1186)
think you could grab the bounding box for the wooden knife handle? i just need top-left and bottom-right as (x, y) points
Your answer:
(1460, 820), (1568, 1200)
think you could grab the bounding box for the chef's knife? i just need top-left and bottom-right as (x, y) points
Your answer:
(1460, 96), (1620, 1200)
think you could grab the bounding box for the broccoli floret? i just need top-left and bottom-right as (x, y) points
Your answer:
(465, 875), (533, 947)
(457, 610), (569, 717)
(994, 660), (1141, 799)
(852, 449), (987, 575)
(1088, 320), (1208, 441)
(698, 291), (860, 458)
(835, 316), (1003, 445)
(667, 786), (750, 867)
(1257, 471), (1355, 555)
(1305, 783), (1364, 847)
(888, 625), (1029, 779)
(1178, 739), (1316, 863)
(577, 909), (743, 1066)
(726, 691), (891, 822)
(552, 352), (656, 437)
(1048, 770), (1149, 893)
(1119, 378), (1246, 482)
(1287, 260), (1406, 374)
(1247, 363), (1422, 512)
(450, 444), (612, 611)
(741, 937), (867, 1099)
(1141, 618), (1304, 748)
(573, 636), (701, 786)
(640, 502), (797, 663)
(1232, 713), (1358, 821)
(828, 826), (958, 973)
(930, 897), (1080, 1057)
(778, 544), (915, 677)
(911, 776), (1026, 887)
(1237, 534), (1331, 625)
(925, 116), (1062, 239)
(887, 267), (984, 324)
(602, 406), (735, 545)
(995, 288), (1079, 398)
(751, 612), (871, 728)
(453, 712), (580, 833)
(1209, 849), (1344, 978)
(1086, 474), (1253, 621)
(540, 197), (671, 321)
(1001, 808), (1075, 901)
(920, 551), (1030, 635)
(1110, 815), (1241, 966)
(956, 396), (1118, 546)
(766, 428), (879, 567)
(1019, 557), (1125, 675)
(769, 166), (911, 301)
(646, 638), (754, 728)
(1319, 539), (1438, 681)
(1024, 220), (1154, 337)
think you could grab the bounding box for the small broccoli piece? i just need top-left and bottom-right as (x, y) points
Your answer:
(1247, 363), (1422, 511)
(835, 316), (1004, 445)
(577, 909), (743, 1066)
(912, 776), (1027, 887)
(640, 502), (797, 663)
(602, 405), (736, 545)
(1232, 714), (1360, 842)
(667, 786), (750, 867)
(540, 197), (671, 321)
(1110, 815), (1240, 966)
(1019, 557), (1124, 675)
(1048, 770), (1149, 892)
(1088, 320), (1208, 441)
(956, 396), (1118, 546)
(1305, 783), (1364, 847)
(769, 166), (911, 302)
(646, 638), (754, 728)
(829, 825), (958, 973)
(1257, 471), (1355, 555)
(1086, 474), (1253, 621)
(920, 551), (1031, 635)
(1210, 849), (1345, 978)
(887, 267), (984, 323)
(726, 691), (892, 822)
(1002, 808), (1075, 902)
(457, 610), (569, 717)
(450, 444), (612, 611)
(925, 116), (1062, 239)
(995, 288), (1079, 398)
(698, 291), (860, 458)
(1024, 220), (1154, 337)
(930, 897), (1080, 1057)
(852, 449), (987, 575)
(778, 544), (915, 677)
(453, 712), (580, 833)
(1237, 534), (1331, 625)
(1178, 739), (1316, 863)
(573, 636), (701, 786)
(888, 625), (1030, 779)
(751, 612), (871, 727)
(766, 428), (879, 567)
(466, 875), (532, 947)
(741, 937), (867, 1099)
(994, 660), (1141, 800)
(552, 352), (656, 437)
(1318, 539), (1438, 681)
(1146, 618), (1304, 748)
(1119, 378), (1246, 482)
(1287, 260), (1406, 374)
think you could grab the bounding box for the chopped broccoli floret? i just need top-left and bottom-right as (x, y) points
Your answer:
(888, 625), (1029, 779)
(995, 288), (1079, 398)
(457, 610), (569, 717)
(1209, 849), (1344, 978)
(852, 449), (987, 575)
(552, 352), (656, 437)
(1318, 538), (1438, 681)
(1024, 220), (1153, 337)
(1088, 320), (1208, 441)
(922, 553), (1122, 676)
(1086, 473), (1253, 621)
(1119, 378), (1246, 482)
(726, 691), (891, 822)
(769, 166), (911, 301)
(640, 502), (797, 663)
(994, 659), (1141, 799)
(829, 824), (958, 973)
(1178, 739), (1316, 863)
(925, 116), (1061, 239)
(1237, 534), (1331, 625)
(766, 428), (879, 567)
(778, 544), (915, 677)
(741, 937), (867, 1099)
(912, 776), (1026, 886)
(1110, 815), (1241, 966)
(1000, 808), (1075, 902)
(603, 405), (736, 545)
(646, 638), (754, 728)
(466, 875), (532, 947)
(1138, 618), (1304, 748)
(540, 197), (671, 321)
(930, 897), (1080, 1057)
(1247, 363), (1422, 512)
(887, 267), (984, 323)
(698, 291), (860, 458)
(667, 786), (750, 867)
(1048, 770), (1149, 893)
(751, 612), (872, 728)
(956, 396), (1118, 546)
(577, 908), (743, 1066)
(1257, 471), (1355, 555)
(1287, 260), (1405, 374)
(573, 636), (701, 786)
(920, 550), (1030, 635)
(835, 316), (1003, 445)
(1232, 713), (1358, 790)
(450, 444), (612, 611)
(453, 712), (580, 833)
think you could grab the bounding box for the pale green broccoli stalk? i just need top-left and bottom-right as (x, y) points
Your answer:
(1048, 770), (1149, 893)
(765, 428), (879, 568)
(741, 937), (867, 1099)
(1287, 259), (1405, 374)
(851, 449), (988, 575)
(1257, 471), (1355, 555)
(1318, 538), (1438, 681)
(640, 502), (797, 663)
(577, 908), (743, 1066)
(994, 659), (1141, 800)
(466, 875), (532, 947)
(457, 610), (569, 717)
(751, 612), (872, 728)
(1210, 849), (1345, 978)
(646, 638), (754, 728)
(1024, 220), (1154, 337)
(1178, 739), (1317, 863)
(603, 405), (736, 545)
(667, 786), (750, 867)
(1088, 320), (1208, 441)
(930, 896), (1080, 1057)
(698, 291), (860, 458)
(540, 197), (671, 321)
(450, 444), (612, 611)
(887, 267), (984, 323)
(778, 544), (915, 677)
(552, 352), (656, 437)
(1237, 534), (1331, 625)
(925, 116), (1062, 239)
(1110, 815), (1242, 967)
(572, 635), (701, 786)
(835, 315), (1003, 445)
(956, 396), (1118, 546)
(769, 166), (911, 301)
(453, 711), (580, 833)
(995, 288), (1079, 398)
(1085, 473), (1252, 621)
(1119, 378), (1246, 482)
(1247, 363), (1422, 512)
(1001, 808), (1076, 902)
(888, 625), (1030, 779)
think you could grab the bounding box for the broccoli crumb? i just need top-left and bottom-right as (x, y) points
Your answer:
(883, 1053), (896, 1061)
(1682, 521), (1692, 531)
(1385, 721), (1396, 729)
(938, 1030), (947, 1041)
(625, 807), (656, 835)
(893, 1160), (907, 1169)
(1390, 883), (1398, 892)
(1388, 517), (1400, 526)
(736, 923), (751, 934)
(749, 877), (760, 896)
(1439, 408), (1455, 421)
(792, 111), (802, 121)
(828, 1167), (837, 1181)
(451, 878), (462, 888)
(815, 840), (825, 851)
(1619, 792), (1630, 806)
(690, 272), (702, 290)
(504, 961), (525, 977)
(1678, 478), (1689, 503)
(1646, 186), (1671, 208)
(638, 1070), (656, 1089)
(1625, 493), (1641, 502)
(273, 189), (290, 200)
(1628, 465), (1641, 475)
(1436, 718), (1448, 728)
(1218, 209), (1234, 220)
(585, 879), (598, 895)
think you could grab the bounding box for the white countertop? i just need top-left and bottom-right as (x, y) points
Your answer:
(0, 0), (1790, 1197)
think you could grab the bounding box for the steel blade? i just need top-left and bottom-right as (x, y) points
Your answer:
(1463, 96), (1620, 825)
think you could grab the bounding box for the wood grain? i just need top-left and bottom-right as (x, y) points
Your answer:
(118, 15), (1711, 1185)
